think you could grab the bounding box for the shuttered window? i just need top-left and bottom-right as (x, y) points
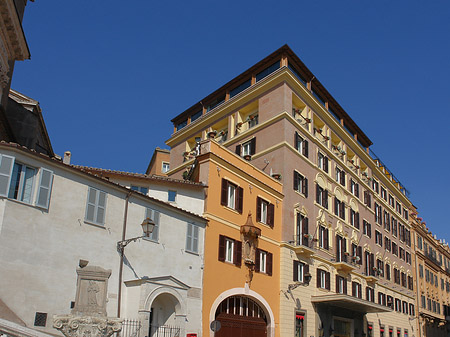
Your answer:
(316, 269), (330, 290)
(256, 197), (274, 227)
(316, 184), (328, 209)
(295, 132), (309, 158)
(186, 222), (199, 253)
(85, 187), (107, 225)
(0, 154), (54, 209)
(293, 171), (308, 197)
(293, 260), (309, 283)
(221, 178), (243, 213)
(145, 208), (160, 241)
(218, 235), (241, 267)
(255, 248), (273, 276)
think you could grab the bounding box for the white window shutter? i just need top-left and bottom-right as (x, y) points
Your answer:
(96, 191), (107, 225)
(0, 155), (14, 197)
(36, 168), (53, 209)
(85, 187), (97, 223)
(186, 223), (193, 252)
(192, 225), (199, 253)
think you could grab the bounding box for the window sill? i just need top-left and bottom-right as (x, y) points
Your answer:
(143, 237), (159, 244)
(222, 205), (242, 215)
(84, 220), (106, 229)
(1, 197), (49, 212)
(185, 249), (199, 256)
(294, 190), (307, 199)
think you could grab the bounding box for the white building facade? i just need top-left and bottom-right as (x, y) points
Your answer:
(0, 143), (207, 337)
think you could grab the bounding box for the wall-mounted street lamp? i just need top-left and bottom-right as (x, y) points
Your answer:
(117, 218), (155, 254)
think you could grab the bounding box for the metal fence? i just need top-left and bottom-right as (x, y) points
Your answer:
(116, 319), (141, 337)
(149, 324), (181, 337)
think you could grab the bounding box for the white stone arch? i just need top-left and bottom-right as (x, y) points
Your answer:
(143, 286), (187, 317)
(334, 186), (344, 200)
(209, 287), (276, 337)
(349, 198), (359, 212)
(363, 243), (372, 253)
(315, 173), (327, 189)
(352, 276), (363, 284)
(317, 263), (330, 272)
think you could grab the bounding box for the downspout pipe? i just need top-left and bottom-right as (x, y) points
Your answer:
(117, 191), (132, 317)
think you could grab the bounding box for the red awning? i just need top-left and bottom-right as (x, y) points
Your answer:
(296, 314), (304, 320)
(380, 328), (384, 332)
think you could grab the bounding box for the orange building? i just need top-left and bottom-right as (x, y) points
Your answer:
(171, 139), (283, 337)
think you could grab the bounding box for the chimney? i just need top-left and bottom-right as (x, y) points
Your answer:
(63, 151), (72, 165)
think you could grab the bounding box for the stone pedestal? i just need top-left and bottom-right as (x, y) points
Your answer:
(53, 264), (122, 337)
(53, 316), (122, 337)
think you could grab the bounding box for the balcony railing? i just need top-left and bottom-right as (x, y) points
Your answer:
(115, 319), (141, 337)
(149, 324), (182, 337)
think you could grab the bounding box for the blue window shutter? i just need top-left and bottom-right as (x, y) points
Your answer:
(0, 155), (14, 197)
(36, 168), (53, 209)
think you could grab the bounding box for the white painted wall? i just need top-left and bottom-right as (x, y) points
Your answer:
(0, 148), (206, 337)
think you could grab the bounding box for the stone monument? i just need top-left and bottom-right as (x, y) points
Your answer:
(53, 262), (122, 337)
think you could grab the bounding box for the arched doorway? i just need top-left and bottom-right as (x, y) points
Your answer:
(149, 293), (183, 337)
(214, 296), (267, 337)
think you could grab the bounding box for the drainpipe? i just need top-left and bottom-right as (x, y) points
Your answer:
(117, 191), (132, 317)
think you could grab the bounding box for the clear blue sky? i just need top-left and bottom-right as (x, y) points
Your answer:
(12, 1), (450, 240)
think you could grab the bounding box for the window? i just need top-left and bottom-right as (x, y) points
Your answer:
(221, 179), (243, 213)
(363, 220), (372, 237)
(419, 264), (423, 278)
(85, 187), (107, 225)
(315, 184), (328, 209)
(256, 61), (280, 82)
(317, 269), (330, 290)
(389, 194), (395, 208)
(218, 235), (241, 266)
(363, 190), (371, 208)
(293, 260), (308, 283)
(387, 296), (394, 309)
(293, 171), (308, 197)
(34, 312), (47, 327)
(396, 201), (401, 214)
(378, 292), (386, 306)
(335, 167), (346, 186)
(421, 296), (426, 308)
(401, 272), (407, 287)
(366, 287), (375, 302)
(295, 132), (309, 158)
(403, 208), (408, 220)
(409, 304), (414, 316)
(168, 190), (177, 202)
(349, 209), (359, 228)
(392, 218), (398, 237)
(386, 263), (391, 280)
(408, 275), (414, 290)
(295, 312), (305, 337)
(381, 187), (387, 200)
(190, 110), (202, 122)
(131, 185), (149, 195)
(256, 197), (274, 226)
(350, 179), (359, 198)
(319, 225), (329, 250)
(336, 235), (347, 263)
(296, 212), (309, 246)
(0, 154), (54, 209)
(375, 203), (382, 224)
(392, 242), (398, 256)
(185, 222), (199, 253)
(383, 211), (390, 231)
(394, 268), (400, 284)
(145, 208), (160, 241)
(255, 248), (272, 275)
(176, 119), (187, 131)
(230, 79), (251, 98)
(318, 152), (329, 173)
(372, 179), (379, 194)
(336, 275), (347, 294)
(162, 162), (170, 173)
(334, 197), (345, 220)
(375, 230), (383, 246)
(406, 252), (411, 264)
(377, 259), (384, 277)
(352, 281), (362, 298)
(384, 237), (391, 251)
(235, 138), (256, 157)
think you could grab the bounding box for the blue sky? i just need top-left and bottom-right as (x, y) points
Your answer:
(12, 1), (450, 240)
